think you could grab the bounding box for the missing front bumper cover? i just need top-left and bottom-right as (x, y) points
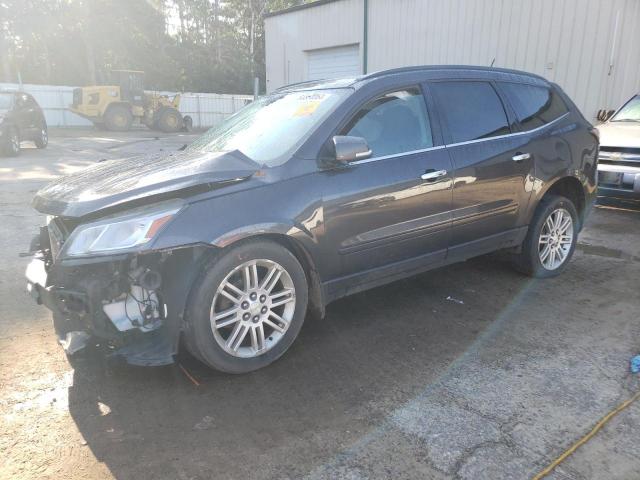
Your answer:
(26, 256), (175, 366)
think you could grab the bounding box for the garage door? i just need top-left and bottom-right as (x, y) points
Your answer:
(307, 45), (361, 81)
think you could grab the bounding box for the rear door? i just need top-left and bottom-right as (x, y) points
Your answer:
(496, 81), (572, 185)
(430, 80), (534, 260)
(321, 86), (453, 290)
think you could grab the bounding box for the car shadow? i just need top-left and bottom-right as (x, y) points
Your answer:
(67, 256), (533, 479)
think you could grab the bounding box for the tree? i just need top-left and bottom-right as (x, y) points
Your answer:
(0, 0), (307, 93)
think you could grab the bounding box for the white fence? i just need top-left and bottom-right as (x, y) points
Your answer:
(0, 82), (253, 128)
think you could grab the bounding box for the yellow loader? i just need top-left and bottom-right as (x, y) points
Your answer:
(70, 70), (191, 133)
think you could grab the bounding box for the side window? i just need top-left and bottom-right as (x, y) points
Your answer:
(430, 81), (510, 143)
(499, 83), (568, 130)
(341, 88), (433, 158)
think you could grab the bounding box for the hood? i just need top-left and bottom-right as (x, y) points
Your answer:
(33, 149), (260, 218)
(597, 122), (640, 149)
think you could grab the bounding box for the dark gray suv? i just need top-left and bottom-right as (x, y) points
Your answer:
(26, 66), (598, 373)
(0, 91), (48, 156)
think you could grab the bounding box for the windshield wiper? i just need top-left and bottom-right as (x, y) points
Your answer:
(611, 118), (640, 123)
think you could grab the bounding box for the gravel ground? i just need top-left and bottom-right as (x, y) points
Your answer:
(1, 129), (639, 480)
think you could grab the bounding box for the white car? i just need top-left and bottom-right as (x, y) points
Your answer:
(597, 94), (640, 200)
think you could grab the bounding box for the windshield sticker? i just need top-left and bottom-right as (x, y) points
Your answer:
(293, 100), (322, 117)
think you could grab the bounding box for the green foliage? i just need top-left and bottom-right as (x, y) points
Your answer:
(0, 0), (308, 94)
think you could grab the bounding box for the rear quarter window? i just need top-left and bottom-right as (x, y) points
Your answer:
(498, 83), (568, 130)
(430, 81), (511, 144)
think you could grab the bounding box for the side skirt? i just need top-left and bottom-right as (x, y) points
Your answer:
(322, 226), (528, 305)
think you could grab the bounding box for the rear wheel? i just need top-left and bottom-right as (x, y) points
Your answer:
(156, 107), (183, 133)
(182, 115), (193, 131)
(34, 124), (48, 149)
(511, 194), (578, 278)
(184, 240), (308, 373)
(104, 105), (133, 131)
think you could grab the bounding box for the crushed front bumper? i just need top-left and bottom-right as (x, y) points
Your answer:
(597, 163), (640, 200)
(25, 254), (177, 367)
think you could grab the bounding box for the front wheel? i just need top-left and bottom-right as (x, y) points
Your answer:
(184, 240), (309, 373)
(511, 194), (578, 278)
(4, 128), (20, 156)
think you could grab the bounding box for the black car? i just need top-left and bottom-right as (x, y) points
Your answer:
(25, 66), (598, 373)
(0, 90), (48, 156)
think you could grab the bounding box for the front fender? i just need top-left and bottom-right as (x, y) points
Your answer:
(151, 176), (324, 260)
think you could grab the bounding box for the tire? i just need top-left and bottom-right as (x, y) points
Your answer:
(511, 194), (578, 278)
(104, 104), (133, 132)
(4, 128), (20, 156)
(34, 123), (48, 149)
(184, 240), (309, 373)
(156, 107), (183, 133)
(182, 115), (193, 132)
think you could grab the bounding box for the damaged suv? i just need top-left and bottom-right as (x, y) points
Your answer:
(26, 66), (598, 373)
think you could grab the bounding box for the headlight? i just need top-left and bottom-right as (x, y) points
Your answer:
(63, 201), (183, 257)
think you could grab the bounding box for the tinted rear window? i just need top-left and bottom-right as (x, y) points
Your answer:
(430, 81), (510, 143)
(499, 83), (568, 130)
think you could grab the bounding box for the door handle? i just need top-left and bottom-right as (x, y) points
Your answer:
(512, 152), (531, 162)
(421, 169), (448, 181)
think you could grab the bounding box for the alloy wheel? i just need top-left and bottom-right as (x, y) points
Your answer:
(210, 259), (296, 358)
(538, 207), (573, 270)
(9, 131), (20, 155)
(10, 130), (20, 153)
(41, 128), (48, 145)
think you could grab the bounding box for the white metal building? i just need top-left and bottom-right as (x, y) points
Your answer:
(264, 0), (640, 119)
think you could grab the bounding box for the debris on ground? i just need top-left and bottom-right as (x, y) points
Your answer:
(178, 363), (202, 386)
(445, 295), (464, 305)
(193, 416), (215, 431)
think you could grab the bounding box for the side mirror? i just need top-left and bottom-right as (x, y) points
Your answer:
(333, 135), (372, 164)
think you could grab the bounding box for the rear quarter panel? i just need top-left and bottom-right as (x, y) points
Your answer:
(529, 100), (598, 222)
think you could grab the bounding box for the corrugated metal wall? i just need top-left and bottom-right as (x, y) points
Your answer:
(265, 0), (640, 119)
(0, 83), (253, 128)
(178, 93), (253, 128)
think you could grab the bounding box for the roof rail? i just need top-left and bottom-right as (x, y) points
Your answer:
(273, 79), (325, 92)
(272, 65), (549, 94)
(362, 64), (549, 83)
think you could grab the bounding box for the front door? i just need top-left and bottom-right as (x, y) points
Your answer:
(429, 80), (534, 259)
(321, 87), (454, 295)
(15, 93), (39, 138)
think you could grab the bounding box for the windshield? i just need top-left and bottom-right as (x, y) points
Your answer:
(611, 95), (640, 122)
(188, 88), (349, 166)
(0, 93), (13, 110)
